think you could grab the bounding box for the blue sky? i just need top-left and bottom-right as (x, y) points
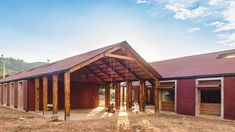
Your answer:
(0, 0), (234, 62)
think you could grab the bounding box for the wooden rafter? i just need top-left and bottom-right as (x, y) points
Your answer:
(104, 46), (121, 54)
(100, 59), (125, 80)
(69, 46), (121, 74)
(69, 54), (104, 73)
(89, 63), (121, 82)
(85, 67), (104, 82)
(114, 58), (141, 80)
(120, 47), (158, 80)
(104, 53), (136, 61)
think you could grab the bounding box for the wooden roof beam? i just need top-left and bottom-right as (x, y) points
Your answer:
(104, 53), (136, 61)
(90, 63), (118, 82)
(85, 67), (104, 82)
(100, 60), (125, 80)
(114, 58), (141, 80)
(69, 46), (121, 74)
(120, 47), (158, 80)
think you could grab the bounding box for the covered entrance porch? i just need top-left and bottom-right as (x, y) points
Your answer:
(29, 42), (161, 120)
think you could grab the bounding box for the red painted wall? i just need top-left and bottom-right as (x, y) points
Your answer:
(224, 77), (235, 120)
(14, 82), (18, 108)
(7, 83), (10, 106)
(58, 81), (99, 109)
(27, 79), (99, 111)
(23, 80), (28, 110)
(0, 85), (2, 105)
(70, 82), (99, 109)
(177, 79), (195, 116)
(28, 79), (35, 111)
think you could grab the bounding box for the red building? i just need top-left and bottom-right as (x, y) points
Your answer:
(0, 41), (235, 120)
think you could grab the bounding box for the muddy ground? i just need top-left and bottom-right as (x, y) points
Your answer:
(0, 106), (235, 132)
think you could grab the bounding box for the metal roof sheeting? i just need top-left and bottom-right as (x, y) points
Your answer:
(150, 49), (235, 79)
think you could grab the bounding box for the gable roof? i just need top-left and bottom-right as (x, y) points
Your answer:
(0, 41), (161, 83)
(150, 49), (235, 79)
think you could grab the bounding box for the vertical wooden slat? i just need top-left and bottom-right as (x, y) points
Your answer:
(64, 71), (70, 120)
(140, 80), (145, 111)
(43, 76), (48, 114)
(126, 81), (131, 110)
(105, 83), (110, 108)
(35, 78), (40, 112)
(53, 75), (58, 115)
(115, 83), (120, 109)
(155, 79), (159, 113)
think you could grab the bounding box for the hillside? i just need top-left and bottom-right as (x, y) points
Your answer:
(0, 57), (47, 76)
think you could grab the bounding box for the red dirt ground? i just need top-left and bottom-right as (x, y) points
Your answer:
(0, 106), (235, 132)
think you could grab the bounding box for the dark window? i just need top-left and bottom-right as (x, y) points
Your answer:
(201, 90), (221, 103)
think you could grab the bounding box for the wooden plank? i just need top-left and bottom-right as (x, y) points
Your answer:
(140, 80), (145, 111)
(35, 78), (40, 112)
(104, 53), (136, 61)
(43, 76), (48, 113)
(52, 75), (58, 114)
(64, 71), (70, 120)
(200, 103), (221, 116)
(115, 83), (120, 109)
(161, 101), (174, 112)
(105, 83), (110, 108)
(155, 80), (159, 113)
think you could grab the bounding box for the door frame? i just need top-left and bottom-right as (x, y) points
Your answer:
(159, 80), (177, 113)
(17, 81), (24, 110)
(195, 77), (224, 118)
(10, 82), (14, 107)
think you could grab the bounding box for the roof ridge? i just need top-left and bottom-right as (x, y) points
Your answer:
(150, 48), (235, 64)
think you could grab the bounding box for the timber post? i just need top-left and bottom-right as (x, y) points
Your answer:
(154, 79), (159, 113)
(43, 76), (48, 114)
(115, 82), (120, 109)
(35, 78), (40, 112)
(52, 75), (58, 115)
(64, 71), (70, 120)
(105, 83), (110, 108)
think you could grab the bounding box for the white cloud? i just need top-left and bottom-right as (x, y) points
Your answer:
(208, 0), (223, 6)
(188, 27), (201, 33)
(216, 33), (235, 47)
(136, 0), (148, 4)
(136, 0), (235, 47)
(165, 3), (208, 20)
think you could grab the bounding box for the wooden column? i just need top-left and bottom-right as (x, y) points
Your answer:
(64, 71), (70, 120)
(126, 81), (131, 110)
(154, 79), (159, 113)
(115, 83), (120, 109)
(122, 86), (125, 105)
(105, 83), (110, 108)
(43, 76), (48, 114)
(53, 75), (58, 115)
(35, 78), (40, 112)
(140, 80), (145, 111)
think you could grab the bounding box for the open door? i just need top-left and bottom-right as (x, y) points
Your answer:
(159, 81), (176, 112)
(18, 81), (23, 110)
